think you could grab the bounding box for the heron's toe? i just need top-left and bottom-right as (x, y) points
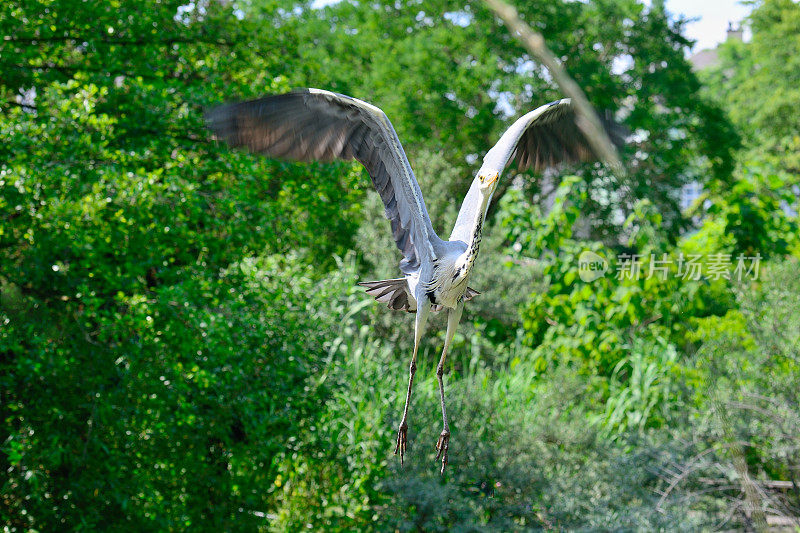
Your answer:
(394, 421), (409, 465)
(435, 429), (450, 474)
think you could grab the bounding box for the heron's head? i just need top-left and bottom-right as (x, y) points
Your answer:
(478, 171), (499, 194)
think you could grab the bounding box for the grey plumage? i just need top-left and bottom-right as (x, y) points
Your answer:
(357, 278), (413, 312)
(357, 278), (480, 312)
(205, 89), (443, 276)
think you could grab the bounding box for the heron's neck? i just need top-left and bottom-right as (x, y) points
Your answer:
(459, 192), (492, 274)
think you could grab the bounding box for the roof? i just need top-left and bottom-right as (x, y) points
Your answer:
(689, 48), (720, 71)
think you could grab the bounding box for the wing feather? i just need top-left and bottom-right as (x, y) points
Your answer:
(206, 89), (441, 273)
(485, 99), (623, 174)
(450, 99), (623, 243)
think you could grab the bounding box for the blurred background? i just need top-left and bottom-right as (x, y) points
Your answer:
(1, 0), (799, 530)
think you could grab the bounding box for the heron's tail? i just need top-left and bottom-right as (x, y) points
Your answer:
(357, 278), (415, 313)
(358, 279), (480, 313)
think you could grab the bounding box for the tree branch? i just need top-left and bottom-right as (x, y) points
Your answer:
(2, 34), (234, 47)
(0, 100), (37, 112)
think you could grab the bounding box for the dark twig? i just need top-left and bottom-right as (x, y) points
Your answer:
(0, 100), (37, 112)
(2, 34), (234, 47)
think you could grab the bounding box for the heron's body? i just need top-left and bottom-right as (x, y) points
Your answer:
(421, 183), (489, 310)
(418, 242), (470, 309)
(375, 232), (474, 312)
(206, 88), (620, 474)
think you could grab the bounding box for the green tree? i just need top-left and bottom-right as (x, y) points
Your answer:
(0, 1), (367, 528)
(292, 0), (738, 238)
(701, 0), (800, 174)
(0, 0), (780, 529)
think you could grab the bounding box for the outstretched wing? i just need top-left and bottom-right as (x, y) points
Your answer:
(205, 89), (440, 274)
(482, 98), (623, 173)
(450, 99), (622, 243)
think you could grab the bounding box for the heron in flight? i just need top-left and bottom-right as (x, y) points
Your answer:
(206, 89), (616, 473)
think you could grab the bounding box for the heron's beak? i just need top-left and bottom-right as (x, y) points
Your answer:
(483, 172), (499, 188)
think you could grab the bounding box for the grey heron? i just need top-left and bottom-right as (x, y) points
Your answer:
(206, 89), (617, 473)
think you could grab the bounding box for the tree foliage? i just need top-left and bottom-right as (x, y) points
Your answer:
(1, 0), (797, 530)
(701, 0), (800, 174)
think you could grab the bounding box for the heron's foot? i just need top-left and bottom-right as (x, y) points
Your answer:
(435, 429), (450, 474)
(394, 421), (408, 466)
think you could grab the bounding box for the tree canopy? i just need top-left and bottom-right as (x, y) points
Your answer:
(1, 0), (798, 530)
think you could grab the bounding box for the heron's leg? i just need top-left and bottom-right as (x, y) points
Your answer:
(394, 301), (431, 465)
(435, 304), (463, 474)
